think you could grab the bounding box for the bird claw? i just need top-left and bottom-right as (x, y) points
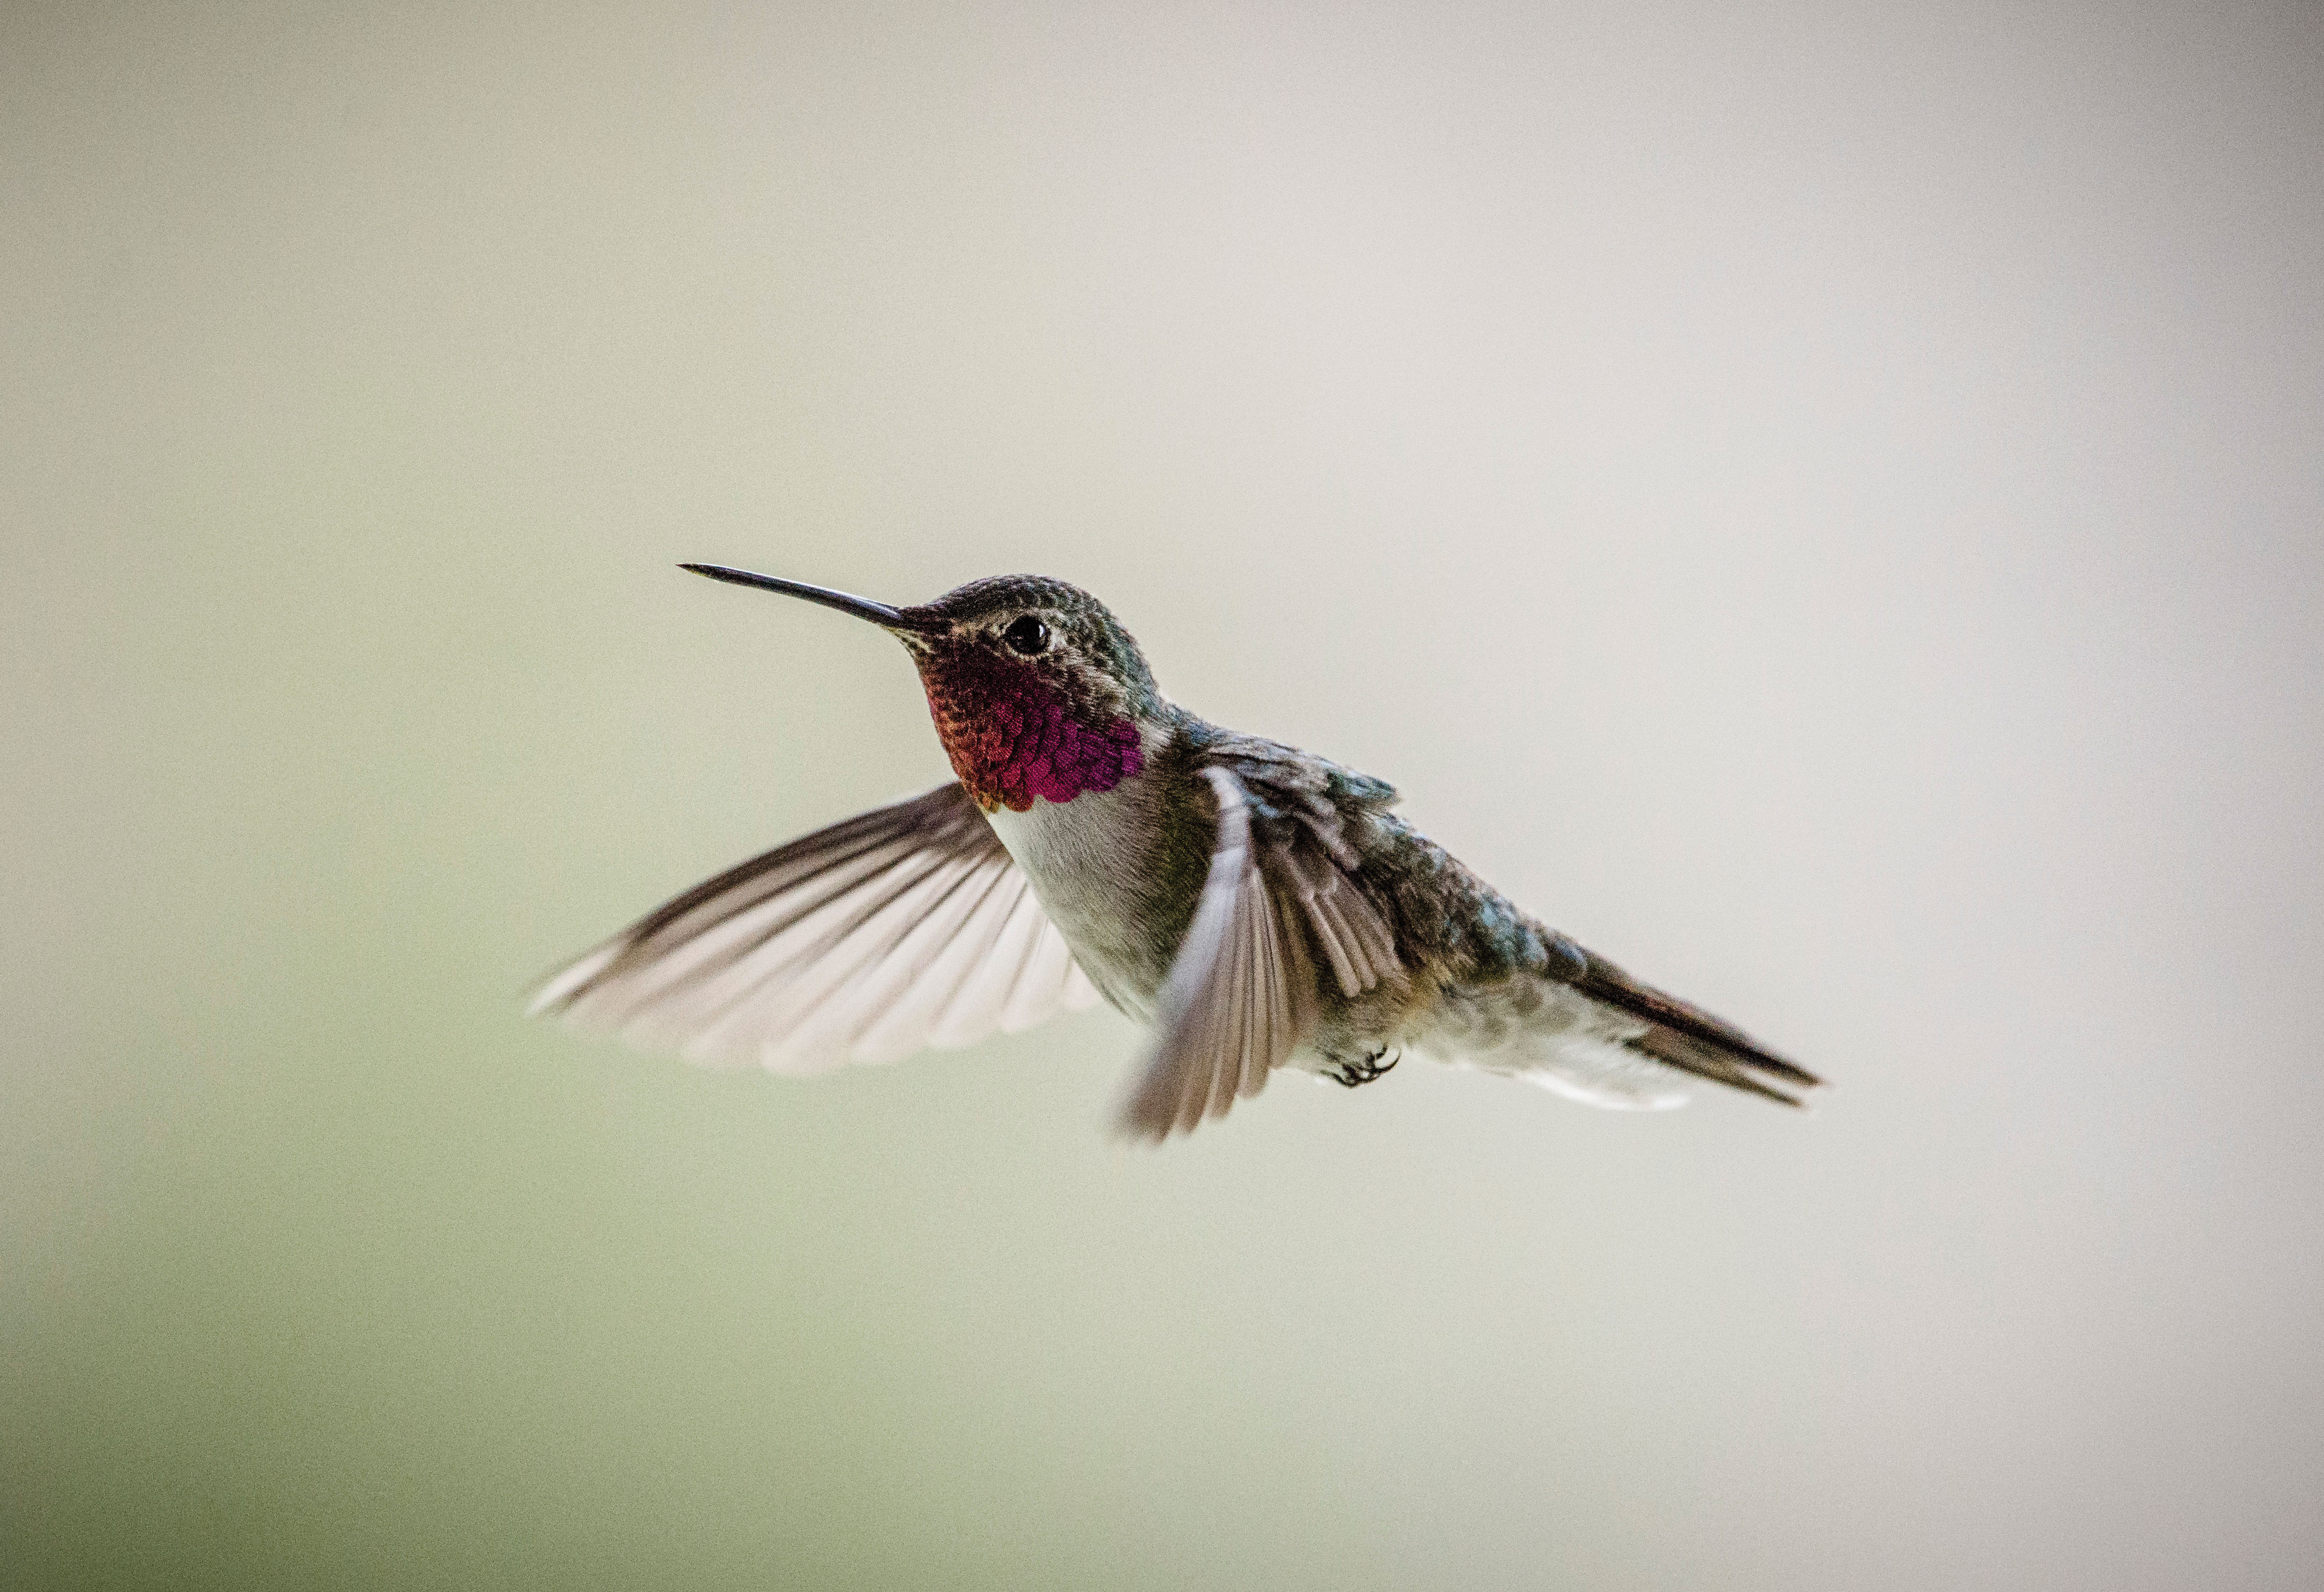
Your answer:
(1326, 1047), (1399, 1089)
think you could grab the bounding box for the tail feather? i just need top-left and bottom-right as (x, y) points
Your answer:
(1625, 1024), (1811, 1107)
(1559, 941), (1821, 1106)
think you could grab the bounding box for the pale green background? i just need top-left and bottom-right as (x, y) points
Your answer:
(5, 3), (2321, 1588)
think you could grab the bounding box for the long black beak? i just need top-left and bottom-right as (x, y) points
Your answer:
(680, 564), (920, 630)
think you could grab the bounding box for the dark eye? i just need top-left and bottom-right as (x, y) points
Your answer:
(1002, 615), (1050, 655)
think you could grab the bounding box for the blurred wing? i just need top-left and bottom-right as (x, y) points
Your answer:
(1206, 730), (1402, 998)
(532, 783), (1099, 1072)
(1118, 768), (1319, 1141)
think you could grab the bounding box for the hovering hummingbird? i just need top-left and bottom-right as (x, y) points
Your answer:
(533, 565), (1819, 1140)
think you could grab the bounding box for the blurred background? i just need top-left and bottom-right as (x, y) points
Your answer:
(5, 3), (2320, 1588)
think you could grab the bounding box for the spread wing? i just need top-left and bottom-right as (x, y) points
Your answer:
(532, 783), (1099, 1071)
(1204, 730), (1405, 1000)
(1118, 768), (1315, 1139)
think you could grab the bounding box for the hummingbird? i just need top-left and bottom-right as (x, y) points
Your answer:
(533, 565), (1819, 1140)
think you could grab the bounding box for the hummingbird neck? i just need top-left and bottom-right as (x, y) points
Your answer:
(916, 650), (1148, 813)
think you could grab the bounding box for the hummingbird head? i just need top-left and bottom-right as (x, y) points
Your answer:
(682, 565), (1162, 813)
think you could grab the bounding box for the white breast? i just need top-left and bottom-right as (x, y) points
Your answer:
(982, 780), (1173, 1022)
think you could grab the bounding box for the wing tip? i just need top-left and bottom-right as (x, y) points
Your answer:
(1111, 1051), (1256, 1144)
(1111, 1110), (1175, 1147)
(1109, 1099), (1218, 1146)
(526, 943), (621, 1017)
(1112, 1077), (1195, 1144)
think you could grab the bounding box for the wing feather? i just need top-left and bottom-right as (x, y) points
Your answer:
(1118, 768), (1319, 1141)
(769, 849), (1009, 1067)
(906, 868), (1035, 1050)
(1004, 918), (1085, 1033)
(1272, 835), (1400, 996)
(533, 783), (1098, 1072)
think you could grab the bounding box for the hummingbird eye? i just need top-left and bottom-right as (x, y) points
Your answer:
(1002, 615), (1051, 655)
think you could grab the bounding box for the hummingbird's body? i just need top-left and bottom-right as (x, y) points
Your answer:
(535, 567), (1818, 1137)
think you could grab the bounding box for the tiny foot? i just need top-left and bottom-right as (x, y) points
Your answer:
(1325, 1047), (1400, 1089)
